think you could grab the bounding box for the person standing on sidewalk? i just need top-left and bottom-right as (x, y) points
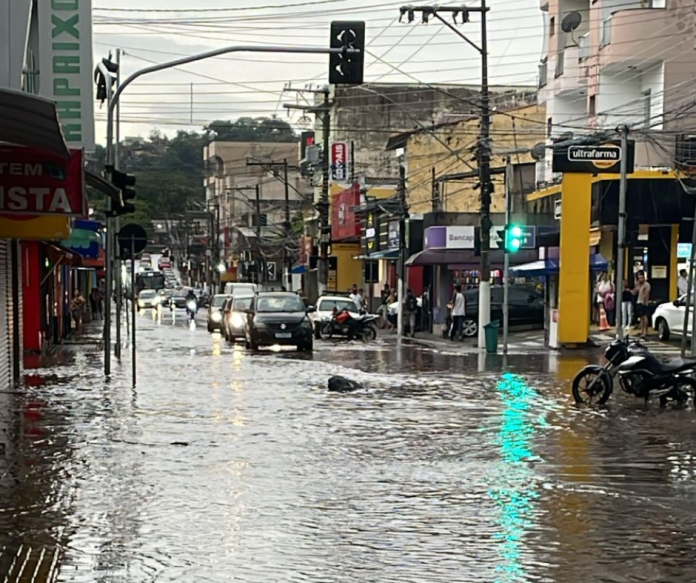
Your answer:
(621, 280), (634, 332)
(633, 270), (651, 338)
(678, 269), (689, 298)
(449, 284), (466, 341)
(404, 288), (418, 337)
(71, 291), (87, 335)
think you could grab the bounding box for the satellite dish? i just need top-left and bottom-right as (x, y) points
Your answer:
(561, 12), (582, 33)
(531, 143), (546, 161)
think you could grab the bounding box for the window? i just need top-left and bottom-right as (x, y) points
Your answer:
(589, 96), (596, 116)
(318, 299), (358, 313)
(550, 17), (555, 36)
(643, 89), (652, 127)
(547, 117), (553, 138)
(251, 214), (268, 227)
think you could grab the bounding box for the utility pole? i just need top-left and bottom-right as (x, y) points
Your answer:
(397, 163), (408, 338)
(114, 48), (122, 360)
(615, 126), (629, 340)
(398, 3), (491, 349)
(502, 158), (512, 354)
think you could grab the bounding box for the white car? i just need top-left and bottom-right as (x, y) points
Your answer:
(309, 295), (361, 338)
(652, 295), (693, 340)
(137, 289), (161, 310)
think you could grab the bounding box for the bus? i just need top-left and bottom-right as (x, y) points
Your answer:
(135, 271), (165, 294)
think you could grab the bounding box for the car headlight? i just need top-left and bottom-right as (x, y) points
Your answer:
(138, 300), (144, 307)
(211, 311), (222, 322)
(232, 313), (245, 327)
(301, 319), (312, 328)
(254, 321), (267, 329)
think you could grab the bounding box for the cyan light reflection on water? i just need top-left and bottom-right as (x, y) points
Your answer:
(490, 372), (540, 583)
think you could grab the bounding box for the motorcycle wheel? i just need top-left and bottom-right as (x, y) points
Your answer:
(572, 366), (613, 405)
(319, 322), (334, 340)
(362, 325), (377, 341)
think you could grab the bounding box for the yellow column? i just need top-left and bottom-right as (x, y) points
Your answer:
(558, 173), (593, 345)
(670, 225), (679, 298)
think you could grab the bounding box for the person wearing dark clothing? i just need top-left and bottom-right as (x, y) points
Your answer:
(404, 289), (418, 337)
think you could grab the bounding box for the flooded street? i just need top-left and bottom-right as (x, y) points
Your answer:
(3, 311), (696, 582)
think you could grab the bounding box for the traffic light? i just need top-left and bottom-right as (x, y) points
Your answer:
(505, 224), (523, 253)
(105, 166), (136, 216)
(94, 55), (118, 104)
(329, 21), (365, 85)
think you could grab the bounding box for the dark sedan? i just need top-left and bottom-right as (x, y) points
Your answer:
(244, 292), (314, 352)
(459, 285), (544, 337)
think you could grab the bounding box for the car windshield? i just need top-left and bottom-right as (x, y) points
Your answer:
(233, 297), (252, 311)
(139, 290), (156, 299)
(173, 291), (187, 298)
(319, 299), (357, 312)
(256, 294), (305, 313)
(212, 295), (228, 308)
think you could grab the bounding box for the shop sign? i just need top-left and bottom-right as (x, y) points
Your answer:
(424, 225), (475, 249)
(330, 141), (350, 181)
(365, 211), (379, 254)
(37, 0), (95, 150)
(0, 146), (86, 217)
(388, 220), (400, 250)
(331, 184), (360, 240)
(552, 140), (635, 174)
(678, 243), (692, 259)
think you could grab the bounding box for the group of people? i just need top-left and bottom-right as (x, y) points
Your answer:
(594, 270), (652, 337)
(70, 286), (104, 335)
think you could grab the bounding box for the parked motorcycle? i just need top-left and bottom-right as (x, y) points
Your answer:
(319, 309), (378, 341)
(572, 337), (696, 406)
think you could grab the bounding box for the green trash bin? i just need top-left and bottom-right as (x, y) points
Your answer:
(484, 320), (500, 353)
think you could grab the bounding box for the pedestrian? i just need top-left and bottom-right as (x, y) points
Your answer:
(449, 284), (466, 340)
(378, 285), (392, 329)
(678, 269), (689, 297)
(633, 270), (651, 337)
(595, 272), (615, 326)
(403, 288), (418, 337)
(621, 280), (634, 332)
(357, 288), (366, 311)
(349, 284), (361, 310)
(89, 287), (103, 320)
(380, 283), (391, 305)
(71, 290), (86, 335)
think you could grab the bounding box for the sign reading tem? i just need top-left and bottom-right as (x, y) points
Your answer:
(552, 140), (635, 174)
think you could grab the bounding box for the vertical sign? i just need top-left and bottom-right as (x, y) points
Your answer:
(330, 141), (350, 181)
(38, 0), (95, 150)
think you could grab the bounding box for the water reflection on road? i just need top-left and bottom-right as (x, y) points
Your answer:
(1, 311), (696, 581)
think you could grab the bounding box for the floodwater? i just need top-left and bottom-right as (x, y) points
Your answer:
(2, 309), (696, 582)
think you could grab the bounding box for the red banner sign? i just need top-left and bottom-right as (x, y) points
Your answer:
(0, 146), (86, 217)
(331, 183), (361, 241)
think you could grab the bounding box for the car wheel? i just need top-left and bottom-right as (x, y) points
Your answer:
(656, 318), (671, 341)
(462, 318), (478, 338)
(298, 341), (313, 352)
(314, 324), (321, 340)
(207, 325), (214, 333)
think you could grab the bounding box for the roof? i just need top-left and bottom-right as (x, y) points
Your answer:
(0, 87), (69, 158)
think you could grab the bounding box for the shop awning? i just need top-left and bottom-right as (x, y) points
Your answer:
(510, 253), (609, 276)
(0, 87), (70, 158)
(406, 248), (536, 267)
(354, 250), (399, 260)
(291, 265), (307, 274)
(47, 244), (83, 267)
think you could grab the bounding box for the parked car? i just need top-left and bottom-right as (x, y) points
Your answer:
(652, 295), (692, 340)
(244, 292), (314, 352)
(459, 285), (545, 337)
(207, 294), (230, 332)
(170, 290), (189, 310)
(158, 256), (172, 270)
(224, 282), (258, 296)
(222, 295), (253, 342)
(137, 289), (160, 310)
(309, 295), (361, 338)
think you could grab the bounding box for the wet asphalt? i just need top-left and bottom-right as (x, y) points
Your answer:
(2, 307), (696, 582)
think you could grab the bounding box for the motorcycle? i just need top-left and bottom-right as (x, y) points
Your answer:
(186, 299), (197, 322)
(572, 337), (696, 406)
(319, 309), (378, 341)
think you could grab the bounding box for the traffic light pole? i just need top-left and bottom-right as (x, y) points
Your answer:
(114, 48), (122, 360)
(502, 158), (512, 354)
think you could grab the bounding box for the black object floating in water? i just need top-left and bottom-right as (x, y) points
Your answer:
(328, 375), (363, 392)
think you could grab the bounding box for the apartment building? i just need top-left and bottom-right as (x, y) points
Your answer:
(537, 0), (696, 184)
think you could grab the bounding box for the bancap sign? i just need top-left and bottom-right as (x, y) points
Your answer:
(552, 140), (635, 174)
(0, 146), (86, 217)
(425, 226), (475, 249)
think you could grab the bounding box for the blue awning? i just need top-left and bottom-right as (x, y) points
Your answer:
(510, 254), (608, 277)
(291, 265), (307, 274)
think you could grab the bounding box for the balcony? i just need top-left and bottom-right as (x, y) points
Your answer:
(553, 45), (587, 97)
(599, 5), (672, 73)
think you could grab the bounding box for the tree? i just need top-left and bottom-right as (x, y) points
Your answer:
(207, 116), (297, 143)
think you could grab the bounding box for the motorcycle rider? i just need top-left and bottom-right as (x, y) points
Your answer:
(335, 306), (361, 339)
(185, 289), (198, 317)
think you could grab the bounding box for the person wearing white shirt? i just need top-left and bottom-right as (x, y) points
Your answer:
(678, 269), (689, 297)
(449, 284), (466, 340)
(348, 284), (361, 310)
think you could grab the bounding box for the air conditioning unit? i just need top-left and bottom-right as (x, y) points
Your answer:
(676, 134), (696, 169)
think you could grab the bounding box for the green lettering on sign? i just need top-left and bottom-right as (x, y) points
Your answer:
(54, 79), (80, 96)
(62, 124), (82, 141)
(57, 101), (82, 119)
(52, 0), (79, 8)
(53, 42), (79, 51)
(52, 14), (79, 39)
(53, 56), (79, 74)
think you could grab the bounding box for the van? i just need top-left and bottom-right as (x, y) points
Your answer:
(224, 282), (258, 297)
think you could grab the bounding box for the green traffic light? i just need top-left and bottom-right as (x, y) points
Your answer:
(506, 224), (523, 253)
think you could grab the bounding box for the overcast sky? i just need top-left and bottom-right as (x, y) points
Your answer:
(92, 0), (543, 144)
